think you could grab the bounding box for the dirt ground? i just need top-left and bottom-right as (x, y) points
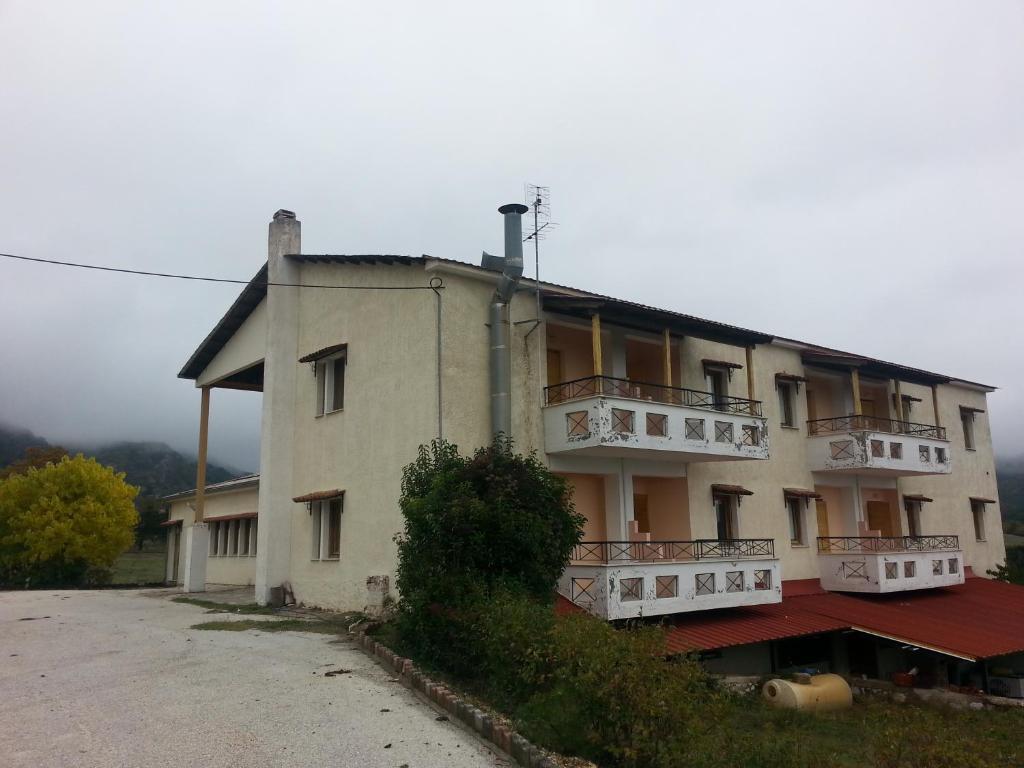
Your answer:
(0, 588), (509, 768)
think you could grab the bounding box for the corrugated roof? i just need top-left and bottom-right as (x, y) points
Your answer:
(663, 577), (1024, 661)
(162, 474), (260, 502)
(178, 251), (994, 389)
(664, 600), (846, 655)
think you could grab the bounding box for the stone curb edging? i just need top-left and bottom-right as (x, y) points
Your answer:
(351, 630), (559, 768)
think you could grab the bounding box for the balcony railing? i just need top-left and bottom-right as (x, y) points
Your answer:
(817, 535), (959, 554)
(572, 538), (775, 563)
(807, 414), (946, 440)
(544, 375), (763, 417)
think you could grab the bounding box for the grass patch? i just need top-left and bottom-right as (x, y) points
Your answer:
(172, 597), (276, 614)
(110, 551), (166, 584)
(191, 613), (361, 635)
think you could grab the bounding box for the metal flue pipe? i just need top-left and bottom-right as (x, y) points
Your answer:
(488, 203), (528, 439)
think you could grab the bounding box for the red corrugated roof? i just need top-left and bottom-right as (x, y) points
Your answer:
(664, 600), (846, 655)
(662, 577), (1024, 660)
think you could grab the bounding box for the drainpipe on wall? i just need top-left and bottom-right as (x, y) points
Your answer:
(483, 203), (528, 439)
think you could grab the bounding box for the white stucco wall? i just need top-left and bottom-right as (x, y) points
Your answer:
(166, 486), (258, 586)
(196, 299), (267, 387)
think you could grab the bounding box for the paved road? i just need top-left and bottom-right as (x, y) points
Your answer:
(0, 589), (509, 768)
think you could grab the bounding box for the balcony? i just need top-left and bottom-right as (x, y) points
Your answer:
(816, 536), (964, 594)
(544, 376), (769, 462)
(557, 538), (781, 620)
(806, 415), (951, 476)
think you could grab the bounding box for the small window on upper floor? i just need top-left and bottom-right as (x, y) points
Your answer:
(971, 499), (986, 542)
(778, 382), (795, 428)
(961, 407), (976, 450)
(316, 352), (346, 416)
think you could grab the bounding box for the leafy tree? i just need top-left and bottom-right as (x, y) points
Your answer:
(0, 455), (139, 587)
(394, 438), (584, 675)
(0, 445), (68, 479)
(988, 548), (1024, 585)
(134, 495), (167, 550)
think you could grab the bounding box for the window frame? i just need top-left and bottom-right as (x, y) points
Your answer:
(786, 496), (806, 546)
(971, 500), (986, 542)
(311, 496), (344, 561)
(778, 381), (796, 428)
(315, 351), (347, 417)
(961, 409), (976, 450)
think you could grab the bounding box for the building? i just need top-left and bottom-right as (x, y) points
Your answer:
(169, 205), (1022, 692)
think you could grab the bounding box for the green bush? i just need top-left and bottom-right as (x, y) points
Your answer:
(394, 438), (583, 676)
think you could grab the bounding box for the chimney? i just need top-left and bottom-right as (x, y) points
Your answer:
(487, 203), (529, 439)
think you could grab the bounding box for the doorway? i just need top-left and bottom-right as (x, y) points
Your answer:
(815, 498), (830, 538)
(633, 493), (650, 535)
(714, 494), (737, 540)
(546, 349), (563, 387)
(867, 500), (896, 537)
(170, 526), (181, 583)
(707, 369), (727, 409)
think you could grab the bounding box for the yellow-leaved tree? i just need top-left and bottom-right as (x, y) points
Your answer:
(0, 455), (139, 587)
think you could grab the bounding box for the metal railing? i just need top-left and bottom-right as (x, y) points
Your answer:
(806, 414), (946, 440)
(816, 535), (960, 554)
(571, 538), (775, 563)
(544, 375), (763, 417)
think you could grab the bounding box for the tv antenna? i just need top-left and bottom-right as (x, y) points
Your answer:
(522, 184), (557, 335)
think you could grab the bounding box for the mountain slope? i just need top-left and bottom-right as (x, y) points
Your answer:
(0, 424), (238, 497)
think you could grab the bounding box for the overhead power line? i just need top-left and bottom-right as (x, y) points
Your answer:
(0, 252), (442, 291)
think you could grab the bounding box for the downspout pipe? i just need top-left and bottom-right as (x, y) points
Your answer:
(486, 203), (529, 439)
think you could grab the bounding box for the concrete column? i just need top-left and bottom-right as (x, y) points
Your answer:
(603, 474), (625, 541)
(181, 523), (210, 593)
(255, 210), (301, 605)
(194, 387), (211, 522)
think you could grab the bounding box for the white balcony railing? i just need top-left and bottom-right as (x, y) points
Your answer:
(543, 376), (769, 462)
(558, 538), (781, 620)
(805, 415), (951, 476)
(816, 536), (964, 593)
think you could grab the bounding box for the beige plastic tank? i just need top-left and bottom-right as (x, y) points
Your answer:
(762, 673), (853, 711)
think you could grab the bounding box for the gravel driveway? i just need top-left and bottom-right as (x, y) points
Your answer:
(0, 589), (509, 768)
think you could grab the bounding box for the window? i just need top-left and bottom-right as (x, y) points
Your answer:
(971, 500), (986, 541)
(315, 352), (346, 416)
(714, 421), (733, 443)
(655, 575), (678, 599)
(620, 577), (643, 601)
(961, 408), (976, 450)
(646, 412), (668, 437)
(871, 439), (885, 457)
(311, 496), (344, 560)
(566, 411), (589, 437)
(685, 418), (705, 440)
(611, 408), (635, 434)
(889, 442), (903, 460)
(935, 447), (948, 464)
(885, 562), (898, 580)
(918, 445), (930, 462)
(786, 497), (805, 546)
(904, 561), (916, 578)
(754, 570), (772, 590)
(948, 558), (959, 575)
(208, 522), (219, 556)
(741, 425), (760, 447)
(695, 573), (715, 596)
(905, 502), (921, 538)
(714, 494), (737, 540)
(778, 382), (795, 427)
(239, 519), (250, 556)
(726, 571), (744, 593)
(932, 559), (943, 576)
(706, 369), (728, 409)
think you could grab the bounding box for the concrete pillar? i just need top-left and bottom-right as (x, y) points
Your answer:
(194, 386), (211, 522)
(181, 523), (210, 593)
(603, 474), (625, 541)
(255, 210), (301, 606)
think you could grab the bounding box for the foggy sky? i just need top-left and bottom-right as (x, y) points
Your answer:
(1, 2), (1022, 471)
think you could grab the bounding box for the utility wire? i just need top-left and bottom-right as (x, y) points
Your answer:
(0, 252), (442, 290)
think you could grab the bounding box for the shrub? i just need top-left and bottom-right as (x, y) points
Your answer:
(0, 454), (138, 587)
(394, 438), (583, 676)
